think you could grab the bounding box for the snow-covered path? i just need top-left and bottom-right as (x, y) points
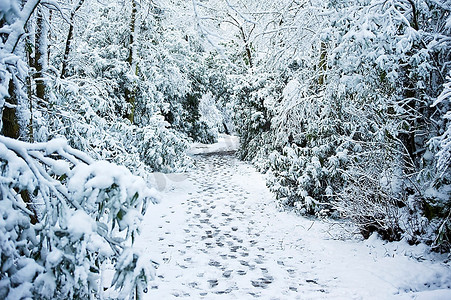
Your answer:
(137, 151), (451, 299)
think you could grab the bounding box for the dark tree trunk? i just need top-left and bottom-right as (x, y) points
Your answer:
(125, 0), (137, 124)
(2, 80), (20, 139)
(239, 26), (253, 69)
(34, 7), (46, 103)
(318, 41), (327, 85)
(61, 0), (85, 78)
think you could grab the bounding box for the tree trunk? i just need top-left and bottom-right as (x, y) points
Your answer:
(318, 41), (327, 85)
(61, 0), (85, 78)
(1, 0), (40, 137)
(26, 31), (34, 142)
(2, 1), (41, 224)
(34, 6), (46, 103)
(125, 0), (138, 124)
(127, 0), (137, 67)
(1, 15), (17, 137)
(239, 26), (253, 69)
(407, 0), (419, 31)
(2, 80), (20, 138)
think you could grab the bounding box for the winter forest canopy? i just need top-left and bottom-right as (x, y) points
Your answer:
(0, 0), (450, 298)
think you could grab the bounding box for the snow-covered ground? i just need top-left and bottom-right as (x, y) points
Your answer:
(135, 137), (451, 299)
(188, 134), (239, 155)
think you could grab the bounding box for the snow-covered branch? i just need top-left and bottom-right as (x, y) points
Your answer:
(0, 135), (157, 298)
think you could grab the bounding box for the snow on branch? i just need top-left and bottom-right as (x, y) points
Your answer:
(433, 72), (451, 175)
(0, 135), (158, 299)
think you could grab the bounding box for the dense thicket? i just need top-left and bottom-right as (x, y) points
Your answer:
(203, 0), (450, 250)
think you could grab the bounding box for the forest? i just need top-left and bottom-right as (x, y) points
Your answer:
(0, 0), (450, 299)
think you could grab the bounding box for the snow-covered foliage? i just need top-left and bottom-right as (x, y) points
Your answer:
(32, 0), (191, 174)
(37, 75), (189, 175)
(433, 71), (451, 176)
(0, 0), (230, 178)
(0, 0), (214, 298)
(215, 0), (451, 249)
(0, 135), (156, 299)
(2, 1), (450, 297)
(429, 70), (451, 250)
(198, 92), (223, 139)
(231, 72), (280, 164)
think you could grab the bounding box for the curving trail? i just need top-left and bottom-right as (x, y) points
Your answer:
(136, 152), (451, 300)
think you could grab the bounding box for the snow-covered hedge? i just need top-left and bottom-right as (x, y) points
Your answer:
(0, 136), (157, 299)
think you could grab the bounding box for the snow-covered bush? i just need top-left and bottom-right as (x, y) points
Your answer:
(434, 73), (451, 175)
(136, 116), (189, 172)
(160, 47), (219, 144)
(39, 76), (189, 174)
(198, 92), (223, 139)
(0, 136), (157, 299)
(265, 62), (353, 213)
(325, 0), (451, 247)
(25, 1), (192, 174)
(427, 71), (451, 251)
(229, 0), (450, 248)
(232, 72), (281, 165)
(58, 0), (219, 148)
